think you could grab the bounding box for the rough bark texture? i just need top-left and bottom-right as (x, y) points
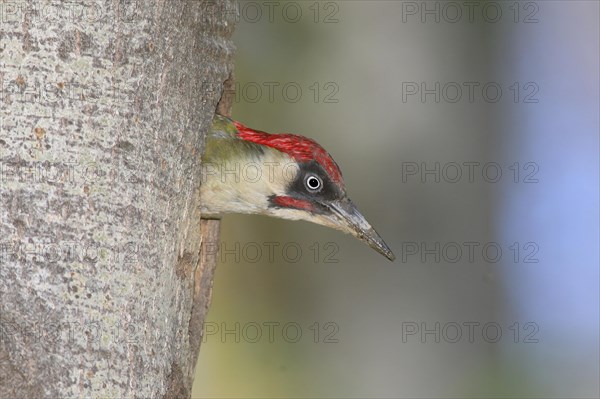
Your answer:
(0, 1), (235, 397)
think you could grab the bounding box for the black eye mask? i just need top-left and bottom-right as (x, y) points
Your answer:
(288, 160), (343, 203)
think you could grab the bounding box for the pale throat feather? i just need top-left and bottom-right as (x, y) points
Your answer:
(200, 142), (297, 217)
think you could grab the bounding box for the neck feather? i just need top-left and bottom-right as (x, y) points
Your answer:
(200, 134), (296, 216)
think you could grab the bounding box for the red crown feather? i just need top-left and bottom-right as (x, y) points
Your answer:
(233, 120), (344, 186)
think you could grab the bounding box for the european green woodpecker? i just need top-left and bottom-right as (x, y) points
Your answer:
(200, 114), (395, 261)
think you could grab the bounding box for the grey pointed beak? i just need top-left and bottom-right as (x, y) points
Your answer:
(327, 198), (396, 261)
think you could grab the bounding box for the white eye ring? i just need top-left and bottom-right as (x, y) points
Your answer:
(305, 174), (323, 192)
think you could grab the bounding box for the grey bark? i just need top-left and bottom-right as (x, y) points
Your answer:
(0, 1), (235, 397)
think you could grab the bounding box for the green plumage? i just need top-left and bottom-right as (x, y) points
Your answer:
(203, 114), (265, 165)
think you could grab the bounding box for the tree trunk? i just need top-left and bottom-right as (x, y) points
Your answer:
(0, 1), (235, 397)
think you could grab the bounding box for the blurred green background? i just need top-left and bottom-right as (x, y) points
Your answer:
(193, 1), (599, 397)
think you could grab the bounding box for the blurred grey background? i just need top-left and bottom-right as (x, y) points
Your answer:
(193, 1), (599, 397)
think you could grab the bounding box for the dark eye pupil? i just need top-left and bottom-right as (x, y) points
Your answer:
(307, 176), (320, 189)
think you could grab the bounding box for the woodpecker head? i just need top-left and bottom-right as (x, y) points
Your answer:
(201, 115), (395, 261)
